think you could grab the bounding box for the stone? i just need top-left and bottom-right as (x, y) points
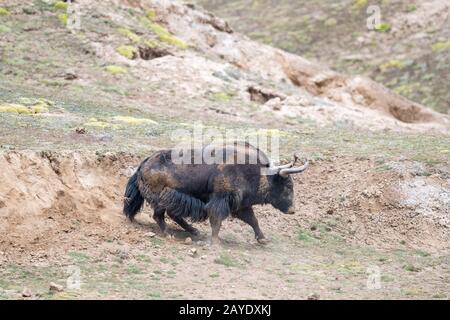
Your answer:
(49, 282), (64, 293)
(22, 288), (32, 298)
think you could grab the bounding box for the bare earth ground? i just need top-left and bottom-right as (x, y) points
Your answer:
(0, 0), (449, 299)
(0, 151), (448, 300)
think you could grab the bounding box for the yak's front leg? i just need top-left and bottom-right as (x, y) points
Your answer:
(206, 193), (235, 245)
(235, 207), (267, 244)
(209, 213), (223, 245)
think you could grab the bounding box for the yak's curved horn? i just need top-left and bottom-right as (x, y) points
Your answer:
(269, 153), (299, 170)
(279, 160), (309, 177)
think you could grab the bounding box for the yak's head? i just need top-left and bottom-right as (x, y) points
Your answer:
(265, 154), (309, 215)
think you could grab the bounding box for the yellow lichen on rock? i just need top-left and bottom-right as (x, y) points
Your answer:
(116, 45), (138, 59)
(112, 116), (158, 125)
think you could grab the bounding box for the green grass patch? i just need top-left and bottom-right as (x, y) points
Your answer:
(403, 264), (421, 272)
(414, 249), (430, 257)
(127, 265), (143, 274)
(68, 251), (90, 264)
(214, 254), (239, 267)
(148, 291), (161, 299)
(297, 229), (316, 243)
(374, 22), (391, 32)
(0, 24), (11, 33)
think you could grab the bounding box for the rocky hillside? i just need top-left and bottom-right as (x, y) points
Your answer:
(195, 0), (450, 114)
(1, 0), (449, 140)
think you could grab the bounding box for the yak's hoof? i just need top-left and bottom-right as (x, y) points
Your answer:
(257, 238), (269, 245)
(163, 231), (174, 239)
(209, 236), (221, 247)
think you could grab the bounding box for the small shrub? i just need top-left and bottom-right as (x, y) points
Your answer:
(214, 254), (238, 267)
(104, 65), (128, 75)
(53, 1), (68, 11)
(141, 18), (189, 49)
(0, 7), (10, 16)
(57, 13), (68, 25)
(403, 264), (421, 272)
(431, 41), (450, 52)
(374, 22), (391, 32)
(117, 27), (141, 43)
(145, 9), (156, 20)
(116, 45), (138, 59)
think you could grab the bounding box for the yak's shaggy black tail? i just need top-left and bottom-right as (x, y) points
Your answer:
(123, 171), (144, 221)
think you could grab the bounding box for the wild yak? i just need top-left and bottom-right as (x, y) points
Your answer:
(123, 142), (308, 244)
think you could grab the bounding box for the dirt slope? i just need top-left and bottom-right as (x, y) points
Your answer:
(0, 151), (449, 299)
(194, 0), (450, 114)
(1, 150), (448, 258)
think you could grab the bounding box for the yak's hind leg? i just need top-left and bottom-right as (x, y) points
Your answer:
(167, 211), (200, 236)
(235, 207), (267, 244)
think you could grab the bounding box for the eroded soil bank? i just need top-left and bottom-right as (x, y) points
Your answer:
(0, 151), (448, 299)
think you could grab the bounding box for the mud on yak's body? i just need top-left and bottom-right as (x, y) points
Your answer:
(123, 142), (308, 244)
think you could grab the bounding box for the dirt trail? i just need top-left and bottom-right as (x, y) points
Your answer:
(0, 151), (448, 299)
